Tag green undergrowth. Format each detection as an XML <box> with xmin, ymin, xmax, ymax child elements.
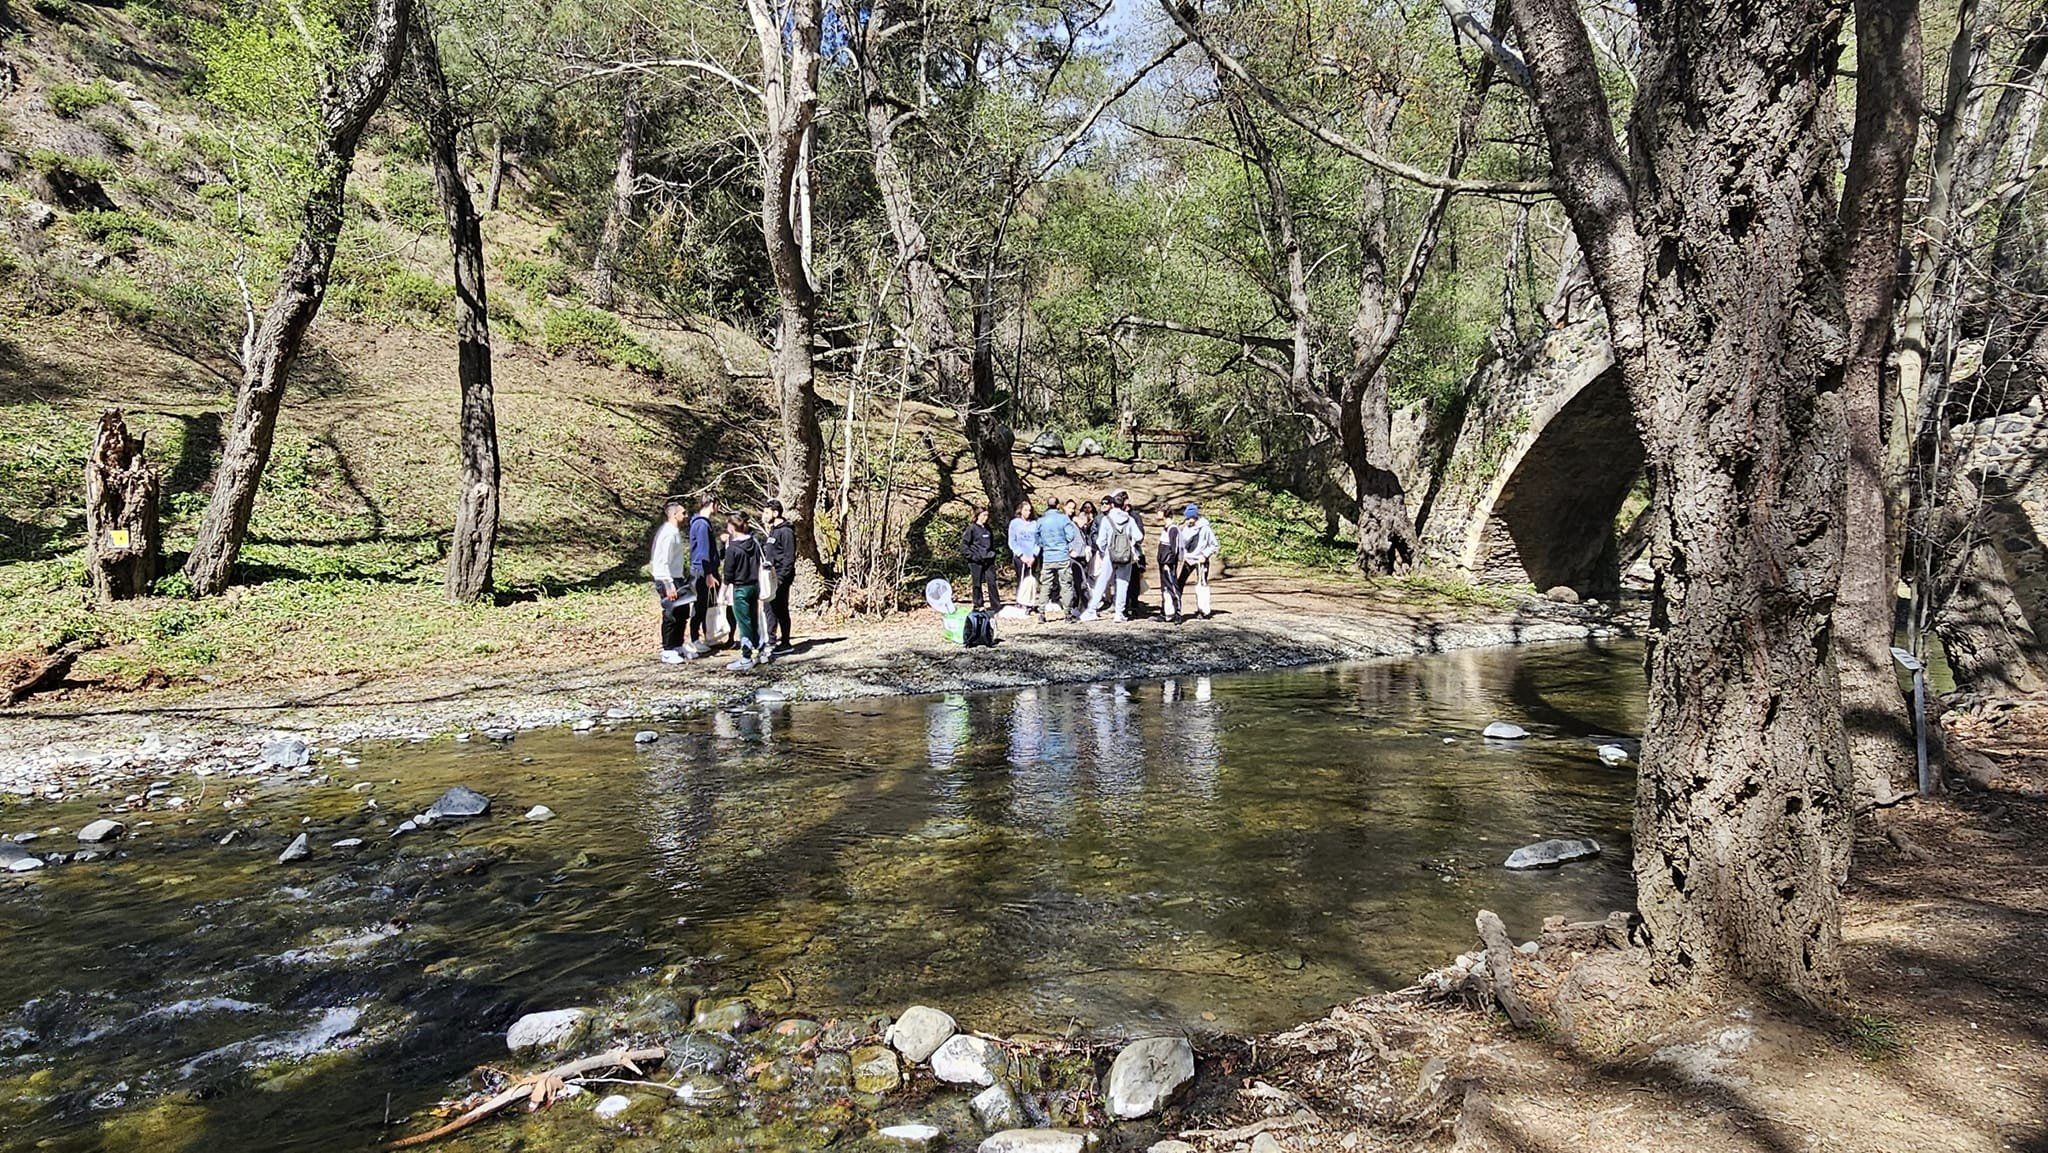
<box><xmin>1218</xmin><ymin>483</ymin><xmax>1353</xmax><ymax>572</ymax></box>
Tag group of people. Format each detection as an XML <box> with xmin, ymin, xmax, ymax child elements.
<box><xmin>963</xmin><ymin>489</ymin><xmax>1219</xmax><ymax>623</ymax></box>
<box><xmin>650</xmin><ymin>493</ymin><xmax>798</xmax><ymax>669</ymax></box>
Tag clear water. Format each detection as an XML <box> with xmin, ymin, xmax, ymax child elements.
<box><xmin>0</xmin><ymin>640</ymin><xmax>1644</xmax><ymax>1151</ymax></box>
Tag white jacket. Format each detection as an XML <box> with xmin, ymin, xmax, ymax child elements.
<box><xmin>1180</xmin><ymin>517</ymin><xmax>1219</xmax><ymax>562</ymax></box>
<box><xmin>650</xmin><ymin>521</ymin><xmax>687</xmax><ymax>582</ymax></box>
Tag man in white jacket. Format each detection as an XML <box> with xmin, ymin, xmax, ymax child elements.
<box><xmin>1177</xmin><ymin>503</ymin><xmax>1220</xmax><ymax>619</ymax></box>
<box><xmin>650</xmin><ymin>498</ymin><xmax>695</xmax><ymax>662</ymax></box>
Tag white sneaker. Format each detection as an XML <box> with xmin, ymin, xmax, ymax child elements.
<box><xmin>681</xmin><ymin>642</ymin><xmax>703</xmax><ymax>659</ymax></box>
<box><xmin>1080</xmin><ymin>610</ymin><xmax>1099</xmax><ymax>622</ymax></box>
<box><xmin>660</xmin><ymin>649</ymin><xmax>686</xmax><ymax>664</ymax></box>
<box><xmin>1113</xmin><ymin>614</ymin><xmax>1129</xmax><ymax>623</ymax></box>
<box><xmin>726</xmin><ymin>655</ymin><xmax>755</xmax><ymax>671</ymax></box>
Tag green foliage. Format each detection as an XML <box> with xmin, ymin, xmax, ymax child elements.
<box><xmin>0</xmin><ymin>403</ymin><xmax>93</xmax><ymax>561</ymax></box>
<box><xmin>379</xmin><ymin>168</ymin><xmax>441</xmax><ymax>234</ymax></box>
<box><xmin>190</xmin><ymin>0</ymin><xmax>339</xmax><ymax>212</ymax></box>
<box><xmin>1220</xmin><ymin>484</ymin><xmax>1352</xmax><ymax>573</ymax></box>
<box><xmin>541</xmin><ymin>307</ymin><xmax>663</xmax><ymax>374</ymax></box>
<box><xmin>504</xmin><ymin>255</ymin><xmax>575</xmax><ymax>305</ymax></box>
<box><xmin>69</xmin><ymin>209</ymin><xmax>172</xmax><ymax>253</ymax></box>
<box><xmin>47</xmin><ymin>78</ymin><xmax>119</xmax><ymax>118</ymax></box>
<box><xmin>29</xmin><ymin>149</ymin><xmax>118</xmax><ymax>183</ymax></box>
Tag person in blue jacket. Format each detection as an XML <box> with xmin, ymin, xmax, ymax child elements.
<box><xmin>1035</xmin><ymin>500</ymin><xmax>1078</xmax><ymax>618</ymax></box>
<box><xmin>684</xmin><ymin>493</ymin><xmax>721</xmax><ymax>657</ymax></box>
<box><xmin>1007</xmin><ymin>500</ymin><xmax>1041</xmax><ymax>610</ymax></box>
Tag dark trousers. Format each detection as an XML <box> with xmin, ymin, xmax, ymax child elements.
<box><xmin>655</xmin><ymin>581</ymin><xmax>687</xmax><ymax>649</ymax></box>
<box><xmin>767</xmin><ymin>580</ymin><xmax>793</xmax><ymax>647</ymax></box>
<box><xmin>687</xmin><ymin>571</ymin><xmax>714</xmax><ymax>644</ymax></box>
<box><xmin>730</xmin><ymin>583</ymin><xmax>760</xmax><ymax>651</ymax></box>
<box><xmin>968</xmin><ymin>560</ymin><xmax>1001</xmax><ymax>611</ymax></box>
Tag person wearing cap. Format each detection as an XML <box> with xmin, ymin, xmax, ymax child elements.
<box><xmin>1177</xmin><ymin>502</ymin><xmax>1220</xmax><ymax>619</ymax></box>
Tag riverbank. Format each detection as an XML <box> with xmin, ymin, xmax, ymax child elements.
<box><xmin>0</xmin><ymin>567</ymin><xmax>1629</xmax><ymax>799</ymax></box>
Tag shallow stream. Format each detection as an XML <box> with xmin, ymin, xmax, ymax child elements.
<box><xmin>0</xmin><ymin>640</ymin><xmax>1644</xmax><ymax>1151</ymax></box>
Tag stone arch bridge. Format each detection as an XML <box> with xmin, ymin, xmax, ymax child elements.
<box><xmin>1399</xmin><ymin>319</ymin><xmax>1644</xmax><ymax>597</ymax></box>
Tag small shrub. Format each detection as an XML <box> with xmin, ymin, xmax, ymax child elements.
<box><xmin>47</xmin><ymin>78</ymin><xmax>119</xmax><ymax>118</ymax></box>
<box><xmin>375</xmin><ymin>267</ymin><xmax>453</xmax><ymax>318</ymax></box>
<box><xmin>504</xmin><ymin>255</ymin><xmax>574</xmax><ymax>305</ymax></box>
<box><xmin>69</xmin><ymin>209</ymin><xmax>171</xmax><ymax>252</ymax></box>
<box><xmin>29</xmin><ymin>150</ymin><xmax>118</xmax><ymax>184</ymax></box>
<box><xmin>380</xmin><ymin>168</ymin><xmax>441</xmax><ymax>234</ymax></box>
<box><xmin>541</xmin><ymin>306</ymin><xmax>663</xmax><ymax>374</ymax></box>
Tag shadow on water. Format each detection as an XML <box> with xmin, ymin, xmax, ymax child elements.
<box><xmin>0</xmin><ymin>640</ymin><xmax>1645</xmax><ymax>1151</ymax></box>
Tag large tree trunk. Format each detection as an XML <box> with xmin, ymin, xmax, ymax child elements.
<box><xmin>854</xmin><ymin>0</ymin><xmax>1024</xmax><ymax>518</ymax></box>
<box><xmin>1933</xmin><ymin>473</ymin><xmax>2048</xmax><ymax>694</ymax></box>
<box><xmin>409</xmin><ymin>3</ymin><xmax>499</xmax><ymax>604</ymax></box>
<box><xmin>85</xmin><ymin>409</ymin><xmax>160</xmax><ymax>600</ymax></box>
<box><xmin>1834</xmin><ymin>0</ymin><xmax>1922</xmax><ymax>805</ymax></box>
<box><xmin>967</xmin><ymin>279</ymin><xmax>1023</xmax><ymax>520</ymax></box>
<box><xmin>750</xmin><ymin>0</ymin><xmax>825</xmax><ymax>563</ymax></box>
<box><xmin>181</xmin><ymin>0</ymin><xmax>413</xmax><ymax>596</ymax></box>
<box><xmin>589</xmin><ymin>84</ymin><xmax>642</xmax><ymax>310</ymax></box>
<box><xmin>1513</xmin><ymin>0</ymin><xmax>1854</xmax><ymax>998</ymax></box>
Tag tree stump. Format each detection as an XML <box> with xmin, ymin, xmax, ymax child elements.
<box><xmin>85</xmin><ymin>409</ymin><xmax>161</xmax><ymax>600</ymax></box>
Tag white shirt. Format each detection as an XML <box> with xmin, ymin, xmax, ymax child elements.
<box><xmin>650</xmin><ymin>521</ymin><xmax>686</xmax><ymax>582</ymax></box>
<box><xmin>1180</xmin><ymin>517</ymin><xmax>1219</xmax><ymax>561</ymax></box>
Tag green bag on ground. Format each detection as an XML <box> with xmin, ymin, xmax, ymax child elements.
<box><xmin>943</xmin><ymin>608</ymin><xmax>970</xmax><ymax>644</ymax></box>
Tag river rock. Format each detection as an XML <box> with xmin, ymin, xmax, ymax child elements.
<box><xmin>483</xmin><ymin>728</ymin><xmax>515</xmax><ymax>742</ymax></box>
<box><xmin>1105</xmin><ymin>1036</ymin><xmax>1195</xmax><ymax>1119</ymax></box>
<box><xmin>886</xmin><ymin>1005</ymin><xmax>958</xmax><ymax>1063</ymax></box>
<box><xmin>851</xmin><ymin>1045</ymin><xmax>901</xmax><ymax>1093</ymax></box>
<box><xmin>978</xmin><ymin>1130</ymin><xmax>1097</xmax><ymax>1153</ymax></box>
<box><xmin>331</xmin><ymin>838</ymin><xmax>363</xmax><ymax>850</ymax></box>
<box><xmin>261</xmin><ymin>738</ymin><xmax>310</xmax><ymax>769</ymax></box>
<box><xmin>751</xmin><ymin>1057</ymin><xmax>797</xmax><ymax>1092</ymax></box>
<box><xmin>634</xmin><ymin>730</ymin><xmax>660</xmax><ymax>744</ymax></box>
<box><xmin>277</xmin><ymin>834</ymin><xmax>310</xmax><ymax>863</ymax></box>
<box><xmin>666</xmin><ymin>1033</ymin><xmax>732</xmax><ymax>1075</ymax></box>
<box><xmin>425</xmin><ymin>786</ymin><xmax>491</xmax><ymax>820</ymax></box>
<box><xmin>524</xmin><ymin>805</ymin><xmax>555</xmax><ymax>821</ymax></box>
<box><xmin>823</xmin><ymin>1013</ymin><xmax>891</xmax><ymax>1049</ymax></box>
<box><xmin>1482</xmin><ymin>722</ymin><xmax>1530</xmax><ymax>740</ymax></box>
<box><xmin>880</xmin><ymin>1123</ymin><xmax>945</xmax><ymax>1150</ymax></box>
<box><xmin>932</xmin><ymin>1034</ymin><xmax>1002</xmax><ymax>1086</ymax></box>
<box><xmin>0</xmin><ymin>843</ymin><xmax>35</xmax><ymax>866</ymax></box>
<box><xmin>811</xmin><ymin>1050</ymin><xmax>852</xmax><ymax>1092</ymax></box>
<box><xmin>691</xmin><ymin>997</ymin><xmax>752</xmax><ymax>1034</ymax></box>
<box><xmin>1149</xmin><ymin>1144</ymin><xmax>1196</xmax><ymax>1153</ymax></box>
<box><xmin>593</xmin><ymin>1094</ymin><xmax>633</xmax><ymax>1121</ymax></box>
<box><xmin>7</xmin><ymin>852</ymin><xmax>45</xmax><ymax>873</ymax></box>
<box><xmin>1597</xmin><ymin>744</ymin><xmax>1631</xmax><ymax>766</ymax></box>
<box><xmin>507</xmin><ymin>1008</ymin><xmax>590</xmax><ymax>1053</ymax></box>
<box><xmin>1504</xmin><ymin>838</ymin><xmax>1602</xmax><ymax>870</ymax></box>
<box><xmin>764</xmin><ymin>1018</ymin><xmax>822</xmax><ymax>1052</ymax></box>
<box><xmin>674</xmin><ymin>1073</ymin><xmax>735</xmax><ymax>1108</ymax></box>
<box><xmin>972</xmin><ymin>1084</ymin><xmax>1023</xmax><ymax>1130</ymax></box>
<box><xmin>76</xmin><ymin>819</ymin><xmax>125</xmax><ymax>844</ymax></box>
<box><xmin>1544</xmin><ymin>585</ymin><xmax>1581</xmax><ymax>604</ymax></box>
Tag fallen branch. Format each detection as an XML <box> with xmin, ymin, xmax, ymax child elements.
<box><xmin>384</xmin><ymin>1046</ymin><xmax>664</xmax><ymax>1150</ymax></box>
<box><xmin>3</xmin><ymin>643</ymin><xmax>87</xmax><ymax>706</ymax></box>
<box><xmin>1475</xmin><ymin>910</ymin><xmax>1538</xmax><ymax>1029</ymax></box>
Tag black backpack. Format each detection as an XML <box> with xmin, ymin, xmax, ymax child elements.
<box><xmin>963</xmin><ymin>610</ymin><xmax>996</xmax><ymax>647</ymax></box>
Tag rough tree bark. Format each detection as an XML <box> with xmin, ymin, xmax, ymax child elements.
<box><xmin>852</xmin><ymin>0</ymin><xmax>1024</xmax><ymax>520</ymax></box>
<box><xmin>1834</xmin><ymin>0</ymin><xmax>1922</xmax><ymax>805</ymax></box>
<box><xmin>589</xmin><ymin>83</ymin><xmax>642</xmax><ymax>309</ymax></box>
<box><xmin>748</xmin><ymin>0</ymin><xmax>826</xmax><ymax>563</ymax></box>
<box><xmin>407</xmin><ymin>2</ymin><xmax>500</xmax><ymax>604</ymax></box>
<box><xmin>1932</xmin><ymin>473</ymin><xmax>2048</xmax><ymax>695</ymax></box>
<box><xmin>1512</xmin><ymin>0</ymin><xmax>1855</xmax><ymax>997</ymax></box>
<box><xmin>85</xmin><ymin>409</ymin><xmax>161</xmax><ymax>600</ymax></box>
<box><xmin>181</xmin><ymin>0</ymin><xmax>414</xmax><ymax>596</ymax></box>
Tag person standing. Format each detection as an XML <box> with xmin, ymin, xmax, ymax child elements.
<box><xmin>1070</xmin><ymin>504</ymin><xmax>1096</xmax><ymax>610</ymax></box>
<box><xmin>1157</xmin><ymin>515</ymin><xmax>1186</xmax><ymax>623</ymax></box>
<box><xmin>685</xmin><ymin>494</ymin><xmax>721</xmax><ymax>657</ymax></box>
<box><xmin>1178</xmin><ymin>503</ymin><xmax>1220</xmax><ymax>620</ymax></box>
<box><xmin>1007</xmin><ymin>500</ymin><xmax>1041</xmax><ymax>611</ymax></box>
<box><xmin>650</xmin><ymin>498</ymin><xmax>693</xmax><ymax>662</ymax></box>
<box><xmin>962</xmin><ymin>506</ymin><xmax>1000</xmax><ymax>611</ymax></box>
<box><xmin>1117</xmin><ymin>490</ymin><xmax>1147</xmax><ymax>613</ymax></box>
<box><xmin>1036</xmin><ymin>499</ymin><xmax>1078</xmax><ymax>618</ymax></box>
<box><xmin>762</xmin><ymin>500</ymin><xmax>798</xmax><ymax>657</ymax></box>
<box><xmin>720</xmin><ymin>513</ymin><xmax>764</xmax><ymax>669</ymax></box>
<box><xmin>1082</xmin><ymin>496</ymin><xmax>1140</xmax><ymax>621</ymax></box>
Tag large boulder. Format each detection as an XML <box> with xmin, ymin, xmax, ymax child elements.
<box><xmin>885</xmin><ymin>1005</ymin><xmax>958</xmax><ymax>1063</ymax></box>
<box><xmin>931</xmin><ymin>1034</ymin><xmax>1003</xmax><ymax>1086</ymax></box>
<box><xmin>426</xmin><ymin>786</ymin><xmax>491</xmax><ymax>820</ymax></box>
<box><xmin>1504</xmin><ymin>838</ymin><xmax>1602</xmax><ymax>870</ymax></box>
<box><xmin>507</xmin><ymin>1008</ymin><xmax>590</xmax><ymax>1053</ymax></box>
<box><xmin>1104</xmin><ymin>1036</ymin><xmax>1195</xmax><ymax>1119</ymax></box>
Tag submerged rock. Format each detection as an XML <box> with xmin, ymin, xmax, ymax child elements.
<box><xmin>1504</xmin><ymin>838</ymin><xmax>1602</xmax><ymax>870</ymax></box>
<box><xmin>931</xmin><ymin>1034</ymin><xmax>1002</xmax><ymax>1086</ymax></box>
<box><xmin>1482</xmin><ymin>722</ymin><xmax>1530</xmax><ymax>740</ymax></box>
<box><xmin>879</xmin><ymin>1123</ymin><xmax>945</xmax><ymax>1150</ymax></box>
<box><xmin>634</xmin><ymin>730</ymin><xmax>661</xmax><ymax>744</ymax></box>
<box><xmin>978</xmin><ymin>1130</ymin><xmax>1097</xmax><ymax>1153</ymax></box>
<box><xmin>1105</xmin><ymin>1036</ymin><xmax>1195</xmax><ymax>1119</ymax></box>
<box><xmin>76</xmin><ymin>819</ymin><xmax>126</xmax><ymax>844</ymax></box>
<box><xmin>765</xmin><ymin>1018</ymin><xmax>823</xmax><ymax>1052</ymax></box>
<box><xmin>277</xmin><ymin>834</ymin><xmax>310</xmax><ymax>864</ymax></box>
<box><xmin>524</xmin><ymin>805</ymin><xmax>556</xmax><ymax>821</ymax></box>
<box><xmin>972</xmin><ymin>1084</ymin><xmax>1023</xmax><ymax>1130</ymax></box>
<box><xmin>886</xmin><ymin>1005</ymin><xmax>958</xmax><ymax>1063</ymax></box>
<box><xmin>507</xmin><ymin>1008</ymin><xmax>590</xmax><ymax>1053</ymax></box>
<box><xmin>851</xmin><ymin>1045</ymin><xmax>901</xmax><ymax>1094</ymax></box>
<box><xmin>690</xmin><ymin>997</ymin><xmax>752</xmax><ymax>1035</ymax></box>
<box><xmin>810</xmin><ymin>1050</ymin><xmax>852</xmax><ymax>1093</ymax></box>
<box><xmin>666</xmin><ymin>1033</ymin><xmax>733</xmax><ymax>1075</ymax></box>
<box><xmin>1597</xmin><ymin>744</ymin><xmax>1631</xmax><ymax>766</ymax></box>
<box><xmin>425</xmin><ymin>786</ymin><xmax>491</xmax><ymax>820</ymax></box>
<box><xmin>674</xmin><ymin>1073</ymin><xmax>735</xmax><ymax>1108</ymax></box>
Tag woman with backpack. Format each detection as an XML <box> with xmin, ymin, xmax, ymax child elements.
<box><xmin>719</xmin><ymin>513</ymin><xmax>765</xmax><ymax>670</ymax></box>
<box><xmin>1081</xmin><ymin>495</ymin><xmax>1140</xmax><ymax>622</ymax></box>
<box><xmin>961</xmin><ymin>506</ymin><xmax>1000</xmax><ymax>612</ymax></box>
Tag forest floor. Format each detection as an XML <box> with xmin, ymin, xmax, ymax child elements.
<box><xmin>1170</xmin><ymin>700</ymin><xmax>2048</xmax><ymax>1153</ymax></box>
<box><xmin>0</xmin><ymin>563</ymin><xmax>1617</xmax><ymax>798</ymax></box>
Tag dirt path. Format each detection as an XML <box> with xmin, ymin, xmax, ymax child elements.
<box><xmin>1171</xmin><ymin>702</ymin><xmax>2048</xmax><ymax>1153</ymax></box>
<box><xmin>0</xmin><ymin>568</ymin><xmax>1624</xmax><ymax>799</ymax></box>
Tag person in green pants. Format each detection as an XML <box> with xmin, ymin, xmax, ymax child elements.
<box><xmin>720</xmin><ymin>512</ymin><xmax>765</xmax><ymax>670</ymax></box>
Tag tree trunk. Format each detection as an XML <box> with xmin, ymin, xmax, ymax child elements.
<box><xmin>408</xmin><ymin>3</ymin><xmax>499</xmax><ymax>604</ymax></box>
<box><xmin>181</xmin><ymin>0</ymin><xmax>413</xmax><ymax>596</ymax></box>
<box><xmin>854</xmin><ymin>0</ymin><xmax>1023</xmax><ymax>518</ymax></box>
<box><xmin>484</xmin><ymin>126</ymin><xmax>507</xmax><ymax>212</ymax></box>
<box><xmin>85</xmin><ymin>408</ymin><xmax>160</xmax><ymax>600</ymax></box>
<box><xmin>1513</xmin><ymin>0</ymin><xmax>1854</xmax><ymax>998</ymax></box>
<box><xmin>589</xmin><ymin>84</ymin><xmax>642</xmax><ymax>310</ymax></box>
<box><xmin>1933</xmin><ymin>473</ymin><xmax>2048</xmax><ymax>694</ymax></box>
<box><xmin>750</xmin><ymin>0</ymin><xmax>825</xmax><ymax>563</ymax></box>
<box><xmin>1834</xmin><ymin>0</ymin><xmax>1922</xmax><ymax>806</ymax></box>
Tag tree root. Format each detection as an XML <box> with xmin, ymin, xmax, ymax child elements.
<box><xmin>1475</xmin><ymin>910</ymin><xmax>1537</xmax><ymax>1029</ymax></box>
<box><xmin>383</xmin><ymin>1046</ymin><xmax>664</xmax><ymax>1149</ymax></box>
